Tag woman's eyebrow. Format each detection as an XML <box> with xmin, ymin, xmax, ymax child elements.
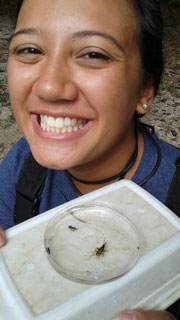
<box><xmin>72</xmin><ymin>30</ymin><xmax>125</xmax><ymax>52</ymax></box>
<box><xmin>8</xmin><ymin>28</ymin><xmax>125</xmax><ymax>53</ymax></box>
<box><xmin>9</xmin><ymin>28</ymin><xmax>41</xmax><ymax>44</ymax></box>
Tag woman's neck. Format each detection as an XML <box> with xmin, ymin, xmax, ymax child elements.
<box><xmin>68</xmin><ymin>128</ymin><xmax>144</xmax><ymax>195</ymax></box>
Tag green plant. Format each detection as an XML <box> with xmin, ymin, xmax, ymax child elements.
<box><xmin>168</xmin><ymin>0</ymin><xmax>180</xmax><ymax>4</ymax></box>
<box><xmin>0</xmin><ymin>119</ymin><xmax>14</xmax><ymax>130</ymax></box>
<box><xmin>0</xmin><ymin>80</ymin><xmax>5</xmax><ymax>88</ymax></box>
<box><xmin>159</xmin><ymin>81</ymin><xmax>171</xmax><ymax>90</ymax></box>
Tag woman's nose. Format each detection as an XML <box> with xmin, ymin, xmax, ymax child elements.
<box><xmin>32</xmin><ymin>60</ymin><xmax>78</xmax><ymax>102</ymax></box>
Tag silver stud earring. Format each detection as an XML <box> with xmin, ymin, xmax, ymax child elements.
<box><xmin>142</xmin><ymin>104</ymin><xmax>148</xmax><ymax>110</ymax></box>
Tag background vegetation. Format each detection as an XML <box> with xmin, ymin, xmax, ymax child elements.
<box><xmin>167</xmin><ymin>0</ymin><xmax>180</xmax><ymax>4</ymax></box>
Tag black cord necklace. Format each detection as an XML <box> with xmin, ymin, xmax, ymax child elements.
<box><xmin>137</xmin><ymin>122</ymin><xmax>161</xmax><ymax>186</ymax></box>
<box><xmin>67</xmin><ymin>128</ymin><xmax>138</xmax><ymax>185</ymax></box>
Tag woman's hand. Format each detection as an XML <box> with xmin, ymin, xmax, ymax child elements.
<box><xmin>0</xmin><ymin>226</ymin><xmax>5</xmax><ymax>247</ymax></box>
<box><xmin>112</xmin><ymin>310</ymin><xmax>177</xmax><ymax>320</ymax></box>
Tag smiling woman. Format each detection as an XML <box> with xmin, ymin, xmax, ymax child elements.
<box><xmin>8</xmin><ymin>0</ymin><xmax>141</xmax><ymax>175</ymax></box>
<box><xmin>0</xmin><ymin>0</ymin><xmax>179</xmax><ymax>319</ymax></box>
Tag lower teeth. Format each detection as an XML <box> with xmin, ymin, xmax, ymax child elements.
<box><xmin>41</xmin><ymin>124</ymin><xmax>85</xmax><ymax>133</ymax></box>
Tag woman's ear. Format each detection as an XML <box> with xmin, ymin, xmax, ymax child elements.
<box><xmin>136</xmin><ymin>82</ymin><xmax>154</xmax><ymax>115</ymax></box>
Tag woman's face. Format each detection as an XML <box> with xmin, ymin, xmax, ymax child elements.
<box><xmin>8</xmin><ymin>0</ymin><xmax>144</xmax><ymax>170</ymax></box>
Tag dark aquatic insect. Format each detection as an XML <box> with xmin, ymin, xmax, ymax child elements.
<box><xmin>68</xmin><ymin>225</ymin><xmax>78</xmax><ymax>231</ymax></box>
<box><xmin>46</xmin><ymin>247</ymin><xmax>51</xmax><ymax>254</ymax></box>
<box><xmin>95</xmin><ymin>241</ymin><xmax>107</xmax><ymax>257</ymax></box>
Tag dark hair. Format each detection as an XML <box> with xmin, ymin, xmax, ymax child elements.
<box><xmin>15</xmin><ymin>0</ymin><xmax>24</xmax><ymax>20</ymax></box>
<box><xmin>15</xmin><ymin>0</ymin><xmax>163</xmax><ymax>96</ymax></box>
<box><xmin>131</xmin><ymin>0</ymin><xmax>164</xmax><ymax>95</ymax></box>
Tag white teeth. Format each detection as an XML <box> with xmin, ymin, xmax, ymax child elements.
<box><xmin>64</xmin><ymin>117</ymin><xmax>71</xmax><ymax>127</ymax></box>
<box><xmin>67</xmin><ymin>126</ymin><xmax>73</xmax><ymax>133</ymax></box>
<box><xmin>41</xmin><ymin>122</ymin><xmax>46</xmax><ymax>130</ymax></box>
<box><xmin>55</xmin><ymin>117</ymin><xmax>64</xmax><ymax>128</ymax></box>
<box><xmin>71</xmin><ymin>118</ymin><xmax>77</xmax><ymax>126</ymax></box>
<box><xmin>73</xmin><ymin>126</ymin><xmax>78</xmax><ymax>132</ymax></box>
<box><xmin>47</xmin><ymin>116</ymin><xmax>55</xmax><ymax>127</ymax></box>
<box><xmin>40</xmin><ymin>115</ymin><xmax>87</xmax><ymax>134</ymax></box>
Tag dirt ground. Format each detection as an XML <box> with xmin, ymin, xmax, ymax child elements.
<box><xmin>0</xmin><ymin>13</ymin><xmax>180</xmax><ymax>163</ymax></box>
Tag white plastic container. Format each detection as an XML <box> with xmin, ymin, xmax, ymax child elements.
<box><xmin>1</xmin><ymin>180</ymin><xmax>180</xmax><ymax>320</ymax></box>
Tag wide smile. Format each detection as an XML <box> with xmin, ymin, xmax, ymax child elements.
<box><xmin>40</xmin><ymin>115</ymin><xmax>88</xmax><ymax>134</ymax></box>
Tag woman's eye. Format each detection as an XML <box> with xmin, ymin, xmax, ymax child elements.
<box><xmin>76</xmin><ymin>50</ymin><xmax>111</xmax><ymax>68</ymax></box>
<box><xmin>83</xmin><ymin>52</ymin><xmax>109</xmax><ymax>60</ymax></box>
<box><xmin>11</xmin><ymin>46</ymin><xmax>44</xmax><ymax>63</ymax></box>
<box><xmin>16</xmin><ymin>47</ymin><xmax>42</xmax><ymax>55</ymax></box>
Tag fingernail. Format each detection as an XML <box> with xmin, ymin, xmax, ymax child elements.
<box><xmin>112</xmin><ymin>312</ymin><xmax>135</xmax><ymax>320</ymax></box>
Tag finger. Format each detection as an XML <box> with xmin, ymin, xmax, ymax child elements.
<box><xmin>112</xmin><ymin>309</ymin><xmax>177</xmax><ymax>320</ymax></box>
<box><xmin>0</xmin><ymin>226</ymin><xmax>6</xmax><ymax>247</ymax></box>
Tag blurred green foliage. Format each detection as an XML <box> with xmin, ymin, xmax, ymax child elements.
<box><xmin>168</xmin><ymin>0</ymin><xmax>180</xmax><ymax>4</ymax></box>
<box><xmin>0</xmin><ymin>0</ymin><xmax>18</xmax><ymax>17</ymax></box>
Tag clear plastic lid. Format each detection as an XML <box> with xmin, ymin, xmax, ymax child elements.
<box><xmin>44</xmin><ymin>203</ymin><xmax>142</xmax><ymax>283</ymax></box>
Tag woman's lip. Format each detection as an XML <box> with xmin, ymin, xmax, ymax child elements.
<box><xmin>31</xmin><ymin>114</ymin><xmax>93</xmax><ymax>141</ymax></box>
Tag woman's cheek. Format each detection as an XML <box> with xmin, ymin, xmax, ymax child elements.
<box><xmin>8</xmin><ymin>61</ymin><xmax>23</xmax><ymax>104</ymax></box>
<box><xmin>8</xmin><ymin>59</ymin><xmax>34</xmax><ymax>97</ymax></box>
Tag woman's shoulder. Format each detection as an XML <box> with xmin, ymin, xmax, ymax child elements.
<box><xmin>0</xmin><ymin>137</ymin><xmax>30</xmax><ymax>182</ymax></box>
<box><xmin>151</xmin><ymin>133</ymin><xmax>180</xmax><ymax>164</ymax></box>
<box><xmin>0</xmin><ymin>138</ymin><xmax>31</xmax><ymax>230</ymax></box>
<box><xmin>142</xmin><ymin>124</ymin><xmax>180</xmax><ymax>164</ymax></box>
<box><xmin>144</xmin><ymin>129</ymin><xmax>180</xmax><ymax>183</ymax></box>
<box><xmin>7</xmin><ymin>137</ymin><xmax>30</xmax><ymax>155</ymax></box>
<box><xmin>135</xmin><ymin>126</ymin><xmax>180</xmax><ymax>204</ymax></box>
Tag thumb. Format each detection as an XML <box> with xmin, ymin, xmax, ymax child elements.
<box><xmin>0</xmin><ymin>226</ymin><xmax>5</xmax><ymax>247</ymax></box>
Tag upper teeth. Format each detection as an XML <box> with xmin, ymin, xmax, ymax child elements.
<box><xmin>40</xmin><ymin>115</ymin><xmax>87</xmax><ymax>133</ymax></box>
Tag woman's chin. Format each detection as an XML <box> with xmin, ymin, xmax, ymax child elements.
<box><xmin>29</xmin><ymin>146</ymin><xmax>80</xmax><ymax>170</ymax></box>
